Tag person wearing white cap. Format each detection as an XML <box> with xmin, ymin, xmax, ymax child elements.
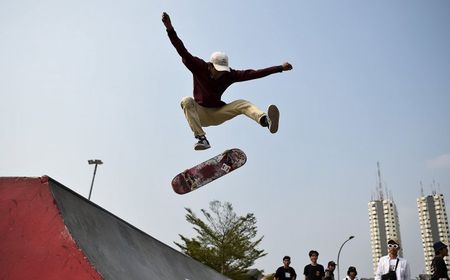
<box><xmin>162</xmin><ymin>12</ymin><xmax>293</xmax><ymax>150</ymax></box>
<box><xmin>375</xmin><ymin>238</ymin><xmax>410</xmax><ymax>280</ymax></box>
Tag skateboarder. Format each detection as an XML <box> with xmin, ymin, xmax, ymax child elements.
<box><xmin>162</xmin><ymin>12</ymin><xmax>293</xmax><ymax>150</ymax></box>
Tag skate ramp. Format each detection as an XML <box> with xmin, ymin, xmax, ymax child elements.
<box><xmin>0</xmin><ymin>176</ymin><xmax>230</xmax><ymax>280</ymax></box>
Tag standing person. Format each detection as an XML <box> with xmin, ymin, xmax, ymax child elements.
<box><xmin>275</xmin><ymin>256</ymin><xmax>297</xmax><ymax>280</ymax></box>
<box><xmin>375</xmin><ymin>239</ymin><xmax>411</xmax><ymax>280</ymax></box>
<box><xmin>162</xmin><ymin>12</ymin><xmax>293</xmax><ymax>150</ymax></box>
<box><xmin>431</xmin><ymin>241</ymin><xmax>449</xmax><ymax>280</ymax></box>
<box><xmin>324</xmin><ymin>261</ymin><xmax>336</xmax><ymax>280</ymax></box>
<box><xmin>343</xmin><ymin>266</ymin><xmax>358</xmax><ymax>280</ymax></box>
<box><xmin>304</xmin><ymin>250</ymin><xmax>325</xmax><ymax>280</ymax></box>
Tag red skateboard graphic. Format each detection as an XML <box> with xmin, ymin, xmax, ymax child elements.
<box><xmin>171</xmin><ymin>148</ymin><xmax>247</xmax><ymax>194</ymax></box>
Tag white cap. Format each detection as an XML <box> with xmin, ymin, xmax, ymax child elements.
<box><xmin>210</xmin><ymin>51</ymin><xmax>230</xmax><ymax>72</ymax></box>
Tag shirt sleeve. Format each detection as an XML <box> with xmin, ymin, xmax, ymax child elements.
<box><xmin>166</xmin><ymin>28</ymin><xmax>205</xmax><ymax>72</ymax></box>
<box><xmin>232</xmin><ymin>66</ymin><xmax>284</xmax><ymax>82</ymax></box>
<box><xmin>374</xmin><ymin>257</ymin><xmax>383</xmax><ymax>280</ymax></box>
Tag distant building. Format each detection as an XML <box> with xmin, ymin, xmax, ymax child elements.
<box><xmin>417</xmin><ymin>191</ymin><xmax>450</xmax><ymax>274</ymax></box>
<box><xmin>368</xmin><ymin>163</ymin><xmax>403</xmax><ymax>275</ymax></box>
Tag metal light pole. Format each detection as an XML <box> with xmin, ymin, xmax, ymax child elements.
<box><xmin>88</xmin><ymin>159</ymin><xmax>103</xmax><ymax>200</ymax></box>
<box><xmin>337</xmin><ymin>235</ymin><xmax>355</xmax><ymax>280</ymax></box>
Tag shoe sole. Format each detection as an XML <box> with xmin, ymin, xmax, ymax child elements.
<box><xmin>268</xmin><ymin>105</ymin><xmax>279</xmax><ymax>133</ymax></box>
<box><xmin>194</xmin><ymin>145</ymin><xmax>211</xmax><ymax>151</ymax></box>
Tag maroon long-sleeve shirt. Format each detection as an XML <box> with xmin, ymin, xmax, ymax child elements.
<box><xmin>167</xmin><ymin>28</ymin><xmax>284</xmax><ymax>108</ymax></box>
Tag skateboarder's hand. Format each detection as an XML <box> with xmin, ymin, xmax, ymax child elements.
<box><xmin>282</xmin><ymin>62</ymin><xmax>293</xmax><ymax>71</ymax></box>
<box><xmin>162</xmin><ymin>12</ymin><xmax>173</xmax><ymax>30</ymax></box>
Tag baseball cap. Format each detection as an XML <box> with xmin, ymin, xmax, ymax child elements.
<box><xmin>388</xmin><ymin>238</ymin><xmax>399</xmax><ymax>245</ymax></box>
<box><xmin>210</xmin><ymin>51</ymin><xmax>230</xmax><ymax>72</ymax></box>
<box><xmin>328</xmin><ymin>261</ymin><xmax>336</xmax><ymax>267</ymax></box>
<box><xmin>433</xmin><ymin>241</ymin><xmax>448</xmax><ymax>254</ymax></box>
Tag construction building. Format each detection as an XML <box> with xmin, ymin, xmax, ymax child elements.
<box><xmin>368</xmin><ymin>162</ymin><xmax>403</xmax><ymax>275</ymax></box>
<box><xmin>417</xmin><ymin>191</ymin><xmax>450</xmax><ymax>274</ymax></box>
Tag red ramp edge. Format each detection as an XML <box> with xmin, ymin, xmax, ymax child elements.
<box><xmin>0</xmin><ymin>176</ymin><xmax>103</xmax><ymax>280</ymax></box>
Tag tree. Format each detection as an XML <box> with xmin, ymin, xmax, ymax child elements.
<box><xmin>175</xmin><ymin>200</ymin><xmax>267</xmax><ymax>280</ymax></box>
<box><xmin>262</xmin><ymin>273</ymin><xmax>275</xmax><ymax>280</ymax></box>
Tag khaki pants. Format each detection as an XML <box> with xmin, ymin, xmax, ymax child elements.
<box><xmin>180</xmin><ymin>96</ymin><xmax>265</xmax><ymax>137</ymax></box>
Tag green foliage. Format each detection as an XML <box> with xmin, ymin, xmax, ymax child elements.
<box><xmin>262</xmin><ymin>273</ymin><xmax>275</xmax><ymax>280</ymax></box>
<box><xmin>175</xmin><ymin>200</ymin><xmax>266</xmax><ymax>280</ymax></box>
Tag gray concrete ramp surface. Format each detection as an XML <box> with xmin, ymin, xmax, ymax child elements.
<box><xmin>48</xmin><ymin>177</ymin><xmax>231</xmax><ymax>280</ymax></box>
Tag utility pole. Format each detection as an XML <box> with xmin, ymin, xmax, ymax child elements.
<box><xmin>337</xmin><ymin>235</ymin><xmax>355</xmax><ymax>280</ymax></box>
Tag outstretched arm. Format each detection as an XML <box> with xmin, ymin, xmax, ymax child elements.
<box><xmin>162</xmin><ymin>12</ymin><xmax>203</xmax><ymax>70</ymax></box>
<box><xmin>233</xmin><ymin>62</ymin><xmax>293</xmax><ymax>82</ymax></box>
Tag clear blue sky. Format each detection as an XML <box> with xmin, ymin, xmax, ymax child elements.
<box><xmin>1</xmin><ymin>0</ymin><xmax>449</xmax><ymax>278</ymax></box>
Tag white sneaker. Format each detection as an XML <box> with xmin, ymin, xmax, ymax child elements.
<box><xmin>267</xmin><ymin>105</ymin><xmax>279</xmax><ymax>134</ymax></box>
<box><xmin>194</xmin><ymin>136</ymin><xmax>211</xmax><ymax>151</ymax></box>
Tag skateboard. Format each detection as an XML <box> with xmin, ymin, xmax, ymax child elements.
<box><xmin>171</xmin><ymin>148</ymin><xmax>247</xmax><ymax>194</ymax></box>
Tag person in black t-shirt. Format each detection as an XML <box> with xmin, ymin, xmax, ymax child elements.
<box><xmin>431</xmin><ymin>241</ymin><xmax>449</xmax><ymax>280</ymax></box>
<box><xmin>304</xmin><ymin>250</ymin><xmax>325</xmax><ymax>280</ymax></box>
<box><xmin>275</xmin><ymin>256</ymin><xmax>297</xmax><ymax>280</ymax></box>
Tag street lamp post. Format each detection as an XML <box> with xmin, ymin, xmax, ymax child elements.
<box><xmin>337</xmin><ymin>235</ymin><xmax>355</xmax><ymax>280</ymax></box>
<box><xmin>88</xmin><ymin>159</ymin><xmax>103</xmax><ymax>200</ymax></box>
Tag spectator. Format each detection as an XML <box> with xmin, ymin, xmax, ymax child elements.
<box><xmin>431</xmin><ymin>241</ymin><xmax>449</xmax><ymax>280</ymax></box>
<box><xmin>343</xmin><ymin>266</ymin><xmax>358</xmax><ymax>280</ymax></box>
<box><xmin>275</xmin><ymin>256</ymin><xmax>297</xmax><ymax>280</ymax></box>
<box><xmin>324</xmin><ymin>261</ymin><xmax>336</xmax><ymax>280</ymax></box>
<box><xmin>375</xmin><ymin>238</ymin><xmax>411</xmax><ymax>280</ymax></box>
<box><xmin>304</xmin><ymin>250</ymin><xmax>325</xmax><ymax>280</ymax></box>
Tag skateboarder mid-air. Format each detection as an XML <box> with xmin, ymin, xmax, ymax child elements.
<box><xmin>162</xmin><ymin>12</ymin><xmax>293</xmax><ymax>150</ymax></box>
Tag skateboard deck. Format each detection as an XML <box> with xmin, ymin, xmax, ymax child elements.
<box><xmin>171</xmin><ymin>148</ymin><xmax>247</xmax><ymax>195</ymax></box>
